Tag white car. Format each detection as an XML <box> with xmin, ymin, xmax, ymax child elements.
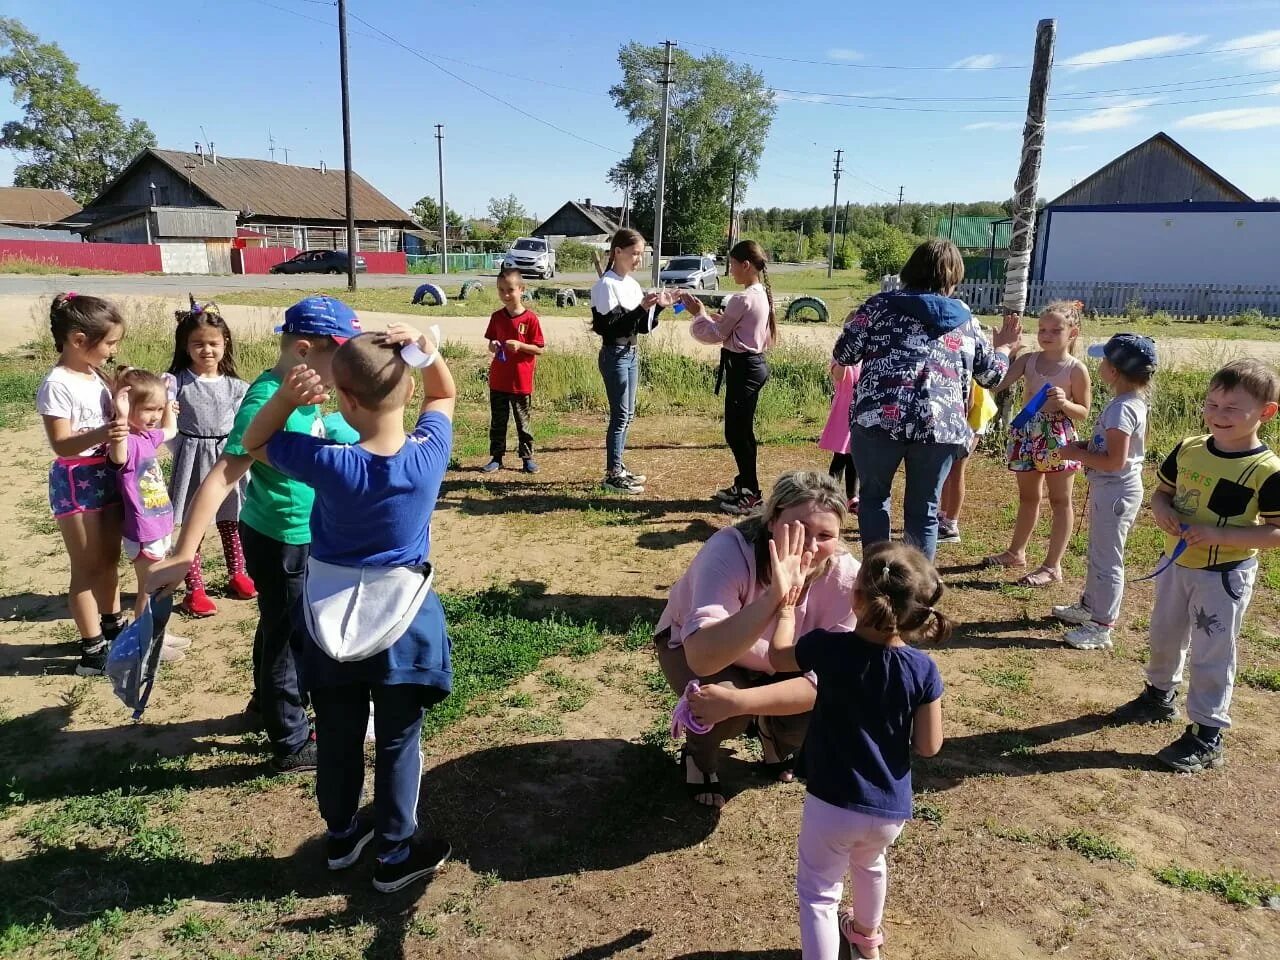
<box><xmin>503</xmin><ymin>237</ymin><xmax>556</xmax><ymax>279</ymax></box>
<box><xmin>659</xmin><ymin>255</ymin><xmax>719</xmax><ymax>289</ymax></box>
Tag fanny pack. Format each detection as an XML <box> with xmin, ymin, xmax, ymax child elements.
<box><xmin>302</xmin><ymin>557</ymin><xmax>434</xmax><ymax>662</ymax></box>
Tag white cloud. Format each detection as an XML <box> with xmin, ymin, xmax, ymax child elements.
<box><xmin>1060</xmin><ymin>34</ymin><xmax>1206</xmax><ymax>71</ymax></box>
<box><xmin>951</xmin><ymin>54</ymin><xmax>1001</xmax><ymax>69</ymax></box>
<box><xmin>964</xmin><ymin>120</ymin><xmax>1020</xmax><ymax>131</ymax></box>
<box><xmin>826</xmin><ymin>48</ymin><xmax>863</xmax><ymax>61</ymax></box>
<box><xmin>1176</xmin><ymin>106</ymin><xmax>1280</xmax><ymax>129</ymax></box>
<box><xmin>1213</xmin><ymin>29</ymin><xmax>1280</xmax><ymax>68</ymax></box>
<box><xmin>1054</xmin><ymin>97</ymin><xmax>1160</xmax><ymax>132</ymax></box>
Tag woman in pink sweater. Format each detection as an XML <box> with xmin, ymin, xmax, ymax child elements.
<box><xmin>654</xmin><ymin>470</ymin><xmax>860</xmax><ymax>808</ymax></box>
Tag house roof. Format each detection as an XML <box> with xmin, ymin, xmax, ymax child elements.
<box><xmin>87</xmin><ymin>149</ymin><xmax>416</xmax><ymax>226</ymax></box>
<box><xmin>933</xmin><ymin>216</ymin><xmax>1012</xmax><ymax>250</ymax></box>
<box><xmin>1048</xmin><ymin>132</ymin><xmax>1252</xmax><ymax>206</ymax></box>
<box><xmin>533</xmin><ymin>200</ymin><xmax>624</xmax><ymax>238</ymax></box>
<box><xmin>0</xmin><ymin>187</ymin><xmax>80</xmax><ymax>225</ymax></box>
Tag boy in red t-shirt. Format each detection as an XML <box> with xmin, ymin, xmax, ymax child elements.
<box><xmin>483</xmin><ymin>267</ymin><xmax>546</xmax><ymax>473</ymax></box>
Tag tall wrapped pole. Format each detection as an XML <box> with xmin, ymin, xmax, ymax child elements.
<box><xmin>1002</xmin><ymin>19</ymin><xmax>1056</xmax><ymax>316</ymax></box>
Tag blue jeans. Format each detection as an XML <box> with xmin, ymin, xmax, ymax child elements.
<box><xmin>849</xmin><ymin>426</ymin><xmax>965</xmax><ymax>561</ymax></box>
<box><xmin>599</xmin><ymin>343</ymin><xmax>639</xmax><ymax>476</ymax></box>
<box><xmin>312</xmin><ymin>683</ymin><xmax>427</xmax><ymax>862</ymax></box>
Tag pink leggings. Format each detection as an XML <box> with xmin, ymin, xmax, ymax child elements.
<box><xmin>797</xmin><ymin>793</ymin><xmax>905</xmax><ymax>959</ymax></box>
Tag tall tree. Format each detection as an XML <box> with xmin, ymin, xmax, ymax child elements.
<box><xmin>0</xmin><ymin>17</ymin><xmax>156</xmax><ymax>204</ymax></box>
<box><xmin>608</xmin><ymin>43</ymin><xmax>774</xmax><ymax>256</ymax></box>
<box><xmin>486</xmin><ymin>194</ymin><xmax>530</xmax><ymax>238</ymax></box>
<box><xmin>410</xmin><ymin>194</ymin><xmax>462</xmax><ymax>233</ymax></box>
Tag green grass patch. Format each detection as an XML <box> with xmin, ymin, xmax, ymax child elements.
<box><xmin>0</xmin><ymin>256</ymin><xmax>122</xmax><ymax>276</ymax></box>
<box><xmin>1153</xmin><ymin>865</ymin><xmax>1280</xmax><ymax>906</ymax></box>
<box><xmin>985</xmin><ymin>821</ymin><xmax>1135</xmax><ymax>864</ymax></box>
<box><xmin>1238</xmin><ymin>667</ymin><xmax>1280</xmax><ymax>692</ymax></box>
<box><xmin>971</xmin><ymin>665</ymin><xmax>1032</xmax><ymax>694</ymax></box>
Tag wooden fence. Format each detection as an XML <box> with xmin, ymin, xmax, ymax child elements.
<box><xmin>952</xmin><ymin>280</ymin><xmax>1280</xmax><ymax>320</ymax></box>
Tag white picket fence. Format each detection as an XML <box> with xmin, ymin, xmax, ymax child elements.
<box><xmin>952</xmin><ymin>280</ymin><xmax>1280</xmax><ymax>320</ymax></box>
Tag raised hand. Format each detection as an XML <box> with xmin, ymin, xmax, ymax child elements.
<box><xmin>994</xmin><ymin>310</ymin><xmax>1023</xmax><ymax>351</ymax></box>
<box><xmin>768</xmin><ymin>521</ymin><xmax>816</xmax><ymax>605</ymax></box>
<box><xmin>113</xmin><ymin>385</ymin><xmax>131</xmax><ymax>420</ymax></box>
<box><xmin>280</xmin><ymin>363</ymin><xmax>328</xmax><ymax>407</ymax></box>
<box><xmin>381</xmin><ymin>321</ymin><xmax>435</xmax><ymax>355</ymax></box>
<box><xmin>679</xmin><ymin>292</ymin><xmax>704</xmax><ymax>316</ymax></box>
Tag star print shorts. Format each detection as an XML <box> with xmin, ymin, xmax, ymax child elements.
<box><xmin>48</xmin><ymin>456</ymin><xmax>122</xmax><ymax>519</ymax></box>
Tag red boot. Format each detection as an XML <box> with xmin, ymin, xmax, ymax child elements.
<box><xmin>227</xmin><ymin>571</ymin><xmax>258</xmax><ymax>600</ymax></box>
<box><xmin>180</xmin><ymin>587</ymin><xmax>218</xmax><ymax>618</ymax></box>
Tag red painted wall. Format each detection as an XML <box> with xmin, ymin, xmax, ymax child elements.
<box><xmin>233</xmin><ymin>248</ymin><xmax>407</xmax><ymax>274</ymax></box>
<box><xmin>0</xmin><ymin>239</ymin><xmax>162</xmax><ymax>272</ymax></box>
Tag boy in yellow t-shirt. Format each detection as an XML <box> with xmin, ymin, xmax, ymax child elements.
<box><xmin>1112</xmin><ymin>359</ymin><xmax>1280</xmax><ymax>773</ymax></box>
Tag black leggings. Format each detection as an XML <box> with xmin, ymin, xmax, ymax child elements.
<box><xmin>722</xmin><ymin>350</ymin><xmax>770</xmax><ymax>495</ymax></box>
<box><xmin>828</xmin><ymin>452</ymin><xmax>859</xmax><ymax>501</ymax></box>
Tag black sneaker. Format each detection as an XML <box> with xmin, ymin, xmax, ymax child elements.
<box><xmin>327</xmin><ymin>815</ymin><xmax>376</xmax><ymax>870</ymax></box>
<box><xmin>720</xmin><ymin>490</ymin><xmax>762</xmax><ymax>516</ymax></box>
<box><xmin>620</xmin><ymin>466</ymin><xmax>646</xmax><ymax>485</ymax></box>
<box><xmin>1110</xmin><ymin>684</ymin><xmax>1179</xmax><ymax>725</ymax></box>
<box><xmin>272</xmin><ymin>738</ymin><xmax>318</xmax><ymax>773</ymax></box>
<box><xmin>936</xmin><ymin>520</ymin><xmax>961</xmax><ymax>544</ymax></box>
<box><xmin>372</xmin><ymin>837</ymin><xmax>452</xmax><ymax>893</ymax></box>
<box><xmin>603</xmin><ymin>474</ymin><xmax>644</xmax><ymax>495</ymax></box>
<box><xmin>712</xmin><ymin>484</ymin><xmax>742</xmax><ymax>503</ymax></box>
<box><xmin>1156</xmin><ymin>724</ymin><xmax>1225</xmax><ymax>773</ymax></box>
<box><xmin>75</xmin><ymin>639</ymin><xmax>108</xmax><ymax>677</ymax></box>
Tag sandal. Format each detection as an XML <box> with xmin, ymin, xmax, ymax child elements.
<box><xmin>1017</xmin><ymin>566</ymin><xmax>1062</xmax><ymax>587</ymax></box>
<box><xmin>756</xmin><ymin>716</ymin><xmax>798</xmax><ymax>784</ymax></box>
<box><xmin>679</xmin><ymin>746</ymin><xmax>724</xmax><ymax>808</ymax></box>
<box><xmin>981</xmin><ymin>552</ymin><xmax>1026</xmax><ymax>569</ymax></box>
<box><xmin>839</xmin><ymin>915</ymin><xmax>885</xmax><ymax>960</ymax></box>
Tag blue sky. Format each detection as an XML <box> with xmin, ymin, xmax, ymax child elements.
<box><xmin>3</xmin><ymin>0</ymin><xmax>1280</xmax><ymax>218</ymax></box>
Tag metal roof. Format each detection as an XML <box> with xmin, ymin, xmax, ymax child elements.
<box><xmin>932</xmin><ymin>216</ymin><xmax>1012</xmax><ymax>249</ymax></box>
<box><xmin>1048</xmin><ymin>133</ymin><xmax>1251</xmax><ymax>206</ymax></box>
<box><xmin>0</xmin><ymin>187</ymin><xmax>80</xmax><ymax>225</ymax></box>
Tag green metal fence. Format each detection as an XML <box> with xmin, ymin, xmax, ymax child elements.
<box><xmin>407</xmin><ymin>253</ymin><xmax>504</xmax><ymax>274</ymax></box>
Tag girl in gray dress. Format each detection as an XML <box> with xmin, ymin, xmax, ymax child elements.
<box><xmin>165</xmin><ymin>301</ymin><xmax>254</xmax><ymax>617</ymax></box>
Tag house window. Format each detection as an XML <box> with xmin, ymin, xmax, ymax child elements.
<box><xmin>379</xmin><ymin>227</ymin><xmax>395</xmax><ymax>252</ymax></box>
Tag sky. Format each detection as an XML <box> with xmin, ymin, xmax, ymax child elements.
<box><xmin>3</xmin><ymin>0</ymin><xmax>1280</xmax><ymax>220</ymax></box>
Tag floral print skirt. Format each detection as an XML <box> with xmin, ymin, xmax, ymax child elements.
<box><xmin>1007</xmin><ymin>412</ymin><xmax>1080</xmax><ymax>473</ymax></box>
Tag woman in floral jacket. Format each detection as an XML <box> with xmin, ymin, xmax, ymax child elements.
<box><xmin>832</xmin><ymin>238</ymin><xmax>1021</xmax><ymax>559</ymax></box>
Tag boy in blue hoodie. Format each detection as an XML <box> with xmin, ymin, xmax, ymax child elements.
<box><xmin>832</xmin><ymin>238</ymin><xmax>1021</xmax><ymax>559</ymax></box>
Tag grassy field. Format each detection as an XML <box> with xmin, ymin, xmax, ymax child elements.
<box><xmin>1</xmin><ymin>331</ymin><xmax>1278</xmax><ymax>959</ymax></box>
<box><xmin>0</xmin><ymin>257</ymin><xmax>124</xmax><ymax>277</ymax></box>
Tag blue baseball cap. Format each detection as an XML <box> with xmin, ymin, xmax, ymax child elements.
<box><xmin>276</xmin><ymin>296</ymin><xmax>362</xmax><ymax>343</ymax></box>
<box><xmin>1087</xmin><ymin>334</ymin><xmax>1157</xmax><ymax>377</ymax></box>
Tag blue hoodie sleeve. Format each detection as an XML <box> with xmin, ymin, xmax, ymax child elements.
<box><xmin>970</xmin><ymin>321</ymin><xmax>1009</xmax><ymax>390</ymax></box>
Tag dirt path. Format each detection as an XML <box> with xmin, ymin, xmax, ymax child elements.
<box><xmin>3</xmin><ymin>292</ymin><xmax>1277</xmax><ymax>368</ymax></box>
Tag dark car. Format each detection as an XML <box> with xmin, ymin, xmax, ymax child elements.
<box><xmin>269</xmin><ymin>250</ymin><xmax>367</xmax><ymax>275</ymax></box>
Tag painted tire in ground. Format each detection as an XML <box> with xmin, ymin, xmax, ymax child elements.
<box><xmin>786</xmin><ymin>296</ymin><xmax>829</xmax><ymax>323</ymax></box>
<box><xmin>412</xmin><ymin>283</ymin><xmax>447</xmax><ymax>306</ymax></box>
<box><xmin>555</xmin><ymin>288</ymin><xmax>577</xmax><ymax>308</ymax></box>
<box><xmin>459</xmin><ymin>279</ymin><xmax>484</xmax><ymax>300</ymax></box>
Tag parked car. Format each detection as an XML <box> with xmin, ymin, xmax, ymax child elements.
<box><xmin>270</xmin><ymin>250</ymin><xmax>367</xmax><ymax>275</ymax></box>
<box><xmin>659</xmin><ymin>255</ymin><xmax>719</xmax><ymax>289</ymax></box>
<box><xmin>503</xmin><ymin>237</ymin><xmax>555</xmax><ymax>279</ymax></box>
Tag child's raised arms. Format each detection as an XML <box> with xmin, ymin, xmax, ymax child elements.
<box><xmin>241</xmin><ymin>364</ymin><xmax>328</xmax><ymax>463</ymax></box>
<box><xmin>379</xmin><ymin>322</ymin><xmax>457</xmax><ymax>422</ymax></box>
<box><xmin>766</xmin><ymin>521</ymin><xmax>816</xmax><ymax>674</ymax></box>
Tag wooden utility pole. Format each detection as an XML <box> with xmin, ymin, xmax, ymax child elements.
<box><xmin>725</xmin><ymin>155</ymin><xmax>738</xmax><ymax>277</ymax></box>
<box><xmin>827</xmin><ymin>149</ymin><xmax>843</xmax><ymax>278</ymax></box>
<box><xmin>435</xmin><ymin>124</ymin><xmax>447</xmax><ymax>275</ymax></box>
<box><xmin>896</xmin><ymin>185</ymin><xmax>905</xmax><ymax>225</ymax></box>
<box><xmin>651</xmin><ymin>40</ymin><xmax>676</xmax><ymax>287</ymax></box>
<box><xmin>1002</xmin><ymin>19</ymin><xmax>1056</xmax><ymax>316</ymax></box>
<box><xmin>337</xmin><ymin>0</ymin><xmax>357</xmax><ymax>291</ymax></box>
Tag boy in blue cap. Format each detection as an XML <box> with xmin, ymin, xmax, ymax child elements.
<box><xmin>1053</xmin><ymin>333</ymin><xmax>1157</xmax><ymax>650</ymax></box>
<box><xmin>150</xmin><ymin>296</ymin><xmax>362</xmax><ymax>771</ymax></box>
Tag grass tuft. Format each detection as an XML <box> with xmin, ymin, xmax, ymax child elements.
<box><xmin>1153</xmin><ymin>865</ymin><xmax>1280</xmax><ymax>906</ymax></box>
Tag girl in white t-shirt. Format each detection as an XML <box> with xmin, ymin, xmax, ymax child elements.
<box><xmin>35</xmin><ymin>293</ymin><xmax>128</xmax><ymax>676</ymax></box>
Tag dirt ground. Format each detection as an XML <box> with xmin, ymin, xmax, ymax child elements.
<box><xmin>1</xmin><ymin>411</ymin><xmax>1278</xmax><ymax>960</ymax></box>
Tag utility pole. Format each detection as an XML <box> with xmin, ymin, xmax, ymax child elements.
<box><xmin>725</xmin><ymin>154</ymin><xmax>738</xmax><ymax>277</ymax></box>
<box><xmin>651</xmin><ymin>39</ymin><xmax>675</xmax><ymax>288</ymax></box>
<box><xmin>827</xmin><ymin>149</ymin><xmax>843</xmax><ymax>278</ymax></box>
<box><xmin>1003</xmin><ymin>18</ymin><xmax>1056</xmax><ymax>316</ymax></box>
<box><xmin>896</xmin><ymin>185</ymin><xmax>905</xmax><ymax>225</ymax></box>
<box><xmin>622</xmin><ymin>177</ymin><xmax>631</xmax><ymax>228</ymax></box>
<box><xmin>337</xmin><ymin>0</ymin><xmax>357</xmax><ymax>291</ymax></box>
<box><xmin>435</xmin><ymin>124</ymin><xmax>447</xmax><ymax>275</ymax></box>
<box><xmin>841</xmin><ymin>200</ymin><xmax>850</xmax><ymax>250</ymax></box>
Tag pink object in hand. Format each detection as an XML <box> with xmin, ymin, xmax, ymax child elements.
<box><xmin>670</xmin><ymin>679</ymin><xmax>714</xmax><ymax>738</ymax></box>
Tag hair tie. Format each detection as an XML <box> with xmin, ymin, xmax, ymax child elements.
<box><xmin>879</xmin><ymin>563</ymin><xmax>891</xmax><ymax>585</ymax></box>
<box><xmin>65</xmin><ymin>291</ymin><xmax>77</xmax><ymax>300</ymax></box>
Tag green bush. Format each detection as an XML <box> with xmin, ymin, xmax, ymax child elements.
<box><xmin>555</xmin><ymin>240</ymin><xmax>597</xmax><ymax>272</ymax></box>
<box><xmin>1123</xmin><ymin>298</ymin><xmax>1148</xmax><ymax>321</ymax></box>
<box><xmin>832</xmin><ymin>238</ymin><xmax>859</xmax><ymax>271</ymax></box>
<box><xmin>859</xmin><ymin>229</ymin><xmax>915</xmax><ymax>279</ymax></box>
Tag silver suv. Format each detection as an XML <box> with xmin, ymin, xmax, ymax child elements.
<box><xmin>503</xmin><ymin>237</ymin><xmax>556</xmax><ymax>279</ymax></box>
<box><xmin>659</xmin><ymin>255</ymin><xmax>718</xmax><ymax>289</ymax></box>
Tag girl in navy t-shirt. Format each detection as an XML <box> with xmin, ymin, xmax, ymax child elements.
<box><xmin>769</xmin><ymin>535</ymin><xmax>948</xmax><ymax>960</ymax></box>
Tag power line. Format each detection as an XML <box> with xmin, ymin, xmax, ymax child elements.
<box><xmin>774</xmin><ymin>88</ymin><xmax>1280</xmax><ymax>114</ymax></box>
<box><xmin>686</xmin><ymin>37</ymin><xmax>1280</xmax><ymax>70</ymax></box>
<box><xmin>344</xmin><ymin>12</ymin><xmax>624</xmax><ymax>154</ymax></box>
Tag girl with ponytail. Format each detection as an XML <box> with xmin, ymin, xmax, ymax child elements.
<box><xmin>683</xmin><ymin>239</ymin><xmax>775</xmax><ymax>515</ymax></box>
<box><xmin>768</xmin><ymin>539</ymin><xmax>947</xmax><ymax>960</ymax></box>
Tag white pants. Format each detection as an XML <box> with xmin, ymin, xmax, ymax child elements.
<box><xmin>1079</xmin><ymin>478</ymin><xmax>1142</xmax><ymax>626</ymax></box>
<box><xmin>796</xmin><ymin>793</ymin><xmax>905</xmax><ymax>960</ymax></box>
<box><xmin>1146</xmin><ymin>559</ymin><xmax>1256</xmax><ymax>729</ymax></box>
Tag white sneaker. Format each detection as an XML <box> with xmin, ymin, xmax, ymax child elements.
<box><xmin>163</xmin><ymin>633</ymin><xmax>192</xmax><ymax>650</ymax></box>
<box><xmin>158</xmin><ymin>643</ymin><xmax>187</xmax><ymax>662</ymax></box>
<box><xmin>1064</xmin><ymin>622</ymin><xmax>1113</xmax><ymax>650</ymax></box>
<box><xmin>1051</xmin><ymin>603</ymin><xmax>1093</xmax><ymax>625</ymax></box>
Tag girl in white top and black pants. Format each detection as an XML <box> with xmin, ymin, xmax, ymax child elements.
<box><xmin>590</xmin><ymin>228</ymin><xmax>673</xmax><ymax>495</ymax></box>
<box><xmin>684</xmin><ymin>240</ymin><xmax>777</xmax><ymax>515</ymax></box>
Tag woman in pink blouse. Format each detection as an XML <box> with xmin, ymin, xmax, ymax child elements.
<box><xmin>682</xmin><ymin>240</ymin><xmax>777</xmax><ymax>517</ymax></box>
<box><xmin>654</xmin><ymin>470</ymin><xmax>860</xmax><ymax>809</ymax></box>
